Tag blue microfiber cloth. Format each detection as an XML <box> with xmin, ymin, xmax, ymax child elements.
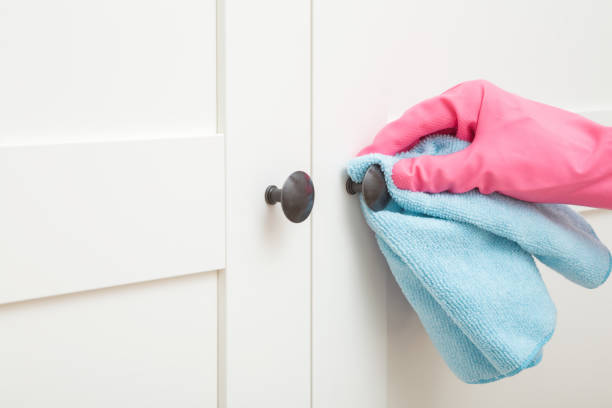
<box><xmin>347</xmin><ymin>135</ymin><xmax>611</xmax><ymax>384</ymax></box>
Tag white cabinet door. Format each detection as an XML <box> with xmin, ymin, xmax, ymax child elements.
<box><xmin>312</xmin><ymin>1</ymin><xmax>612</xmax><ymax>407</ymax></box>
<box><xmin>0</xmin><ymin>0</ymin><xmax>220</xmax><ymax>406</ymax></box>
<box><xmin>222</xmin><ymin>0</ymin><xmax>312</xmax><ymax>407</ymax></box>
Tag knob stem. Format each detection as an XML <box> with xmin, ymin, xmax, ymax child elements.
<box><xmin>346</xmin><ymin>178</ymin><xmax>362</xmax><ymax>195</ymax></box>
<box><xmin>265</xmin><ymin>185</ymin><xmax>282</xmax><ymax>205</ymax></box>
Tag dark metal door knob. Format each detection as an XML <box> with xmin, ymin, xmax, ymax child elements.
<box><xmin>265</xmin><ymin>171</ymin><xmax>315</xmax><ymax>223</ymax></box>
<box><xmin>346</xmin><ymin>164</ymin><xmax>390</xmax><ymax>211</ymax></box>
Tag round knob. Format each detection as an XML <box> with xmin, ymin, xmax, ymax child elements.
<box><xmin>265</xmin><ymin>171</ymin><xmax>315</xmax><ymax>223</ymax></box>
<box><xmin>346</xmin><ymin>165</ymin><xmax>390</xmax><ymax>211</ymax></box>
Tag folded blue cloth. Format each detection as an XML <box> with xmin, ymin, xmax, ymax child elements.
<box><xmin>347</xmin><ymin>135</ymin><xmax>611</xmax><ymax>383</ymax></box>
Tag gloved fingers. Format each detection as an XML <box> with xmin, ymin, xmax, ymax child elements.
<box><xmin>358</xmin><ymin>95</ymin><xmax>460</xmax><ymax>156</ymax></box>
<box><xmin>358</xmin><ymin>80</ymin><xmax>487</xmax><ymax>157</ymax></box>
<box><xmin>391</xmin><ymin>147</ymin><xmax>480</xmax><ymax>193</ymax></box>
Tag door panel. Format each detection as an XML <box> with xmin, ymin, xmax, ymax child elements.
<box><xmin>0</xmin><ymin>0</ymin><xmax>221</xmax><ymax>300</ymax></box>
<box><xmin>0</xmin><ymin>272</ymin><xmax>218</xmax><ymax>408</ymax></box>
<box><xmin>222</xmin><ymin>0</ymin><xmax>311</xmax><ymax>407</ymax></box>
<box><xmin>312</xmin><ymin>1</ymin><xmax>612</xmax><ymax>407</ymax></box>
<box><xmin>0</xmin><ymin>136</ymin><xmax>224</xmax><ymax>304</ymax></box>
<box><xmin>0</xmin><ymin>0</ymin><xmax>216</xmax><ymax>145</ymax></box>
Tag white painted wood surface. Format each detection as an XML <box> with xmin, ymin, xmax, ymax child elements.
<box><xmin>222</xmin><ymin>0</ymin><xmax>311</xmax><ymax>407</ymax></box>
<box><xmin>0</xmin><ymin>0</ymin><xmax>222</xmax><ymax>303</ymax></box>
<box><xmin>0</xmin><ymin>0</ymin><xmax>220</xmax><ymax>405</ymax></box>
<box><xmin>311</xmin><ymin>14</ymin><xmax>388</xmax><ymax>408</ymax></box>
<box><xmin>0</xmin><ymin>0</ymin><xmax>216</xmax><ymax>145</ymax></box>
<box><xmin>312</xmin><ymin>0</ymin><xmax>612</xmax><ymax>407</ymax></box>
<box><xmin>0</xmin><ymin>136</ymin><xmax>225</xmax><ymax>304</ymax></box>
<box><xmin>0</xmin><ymin>272</ymin><xmax>218</xmax><ymax>408</ymax></box>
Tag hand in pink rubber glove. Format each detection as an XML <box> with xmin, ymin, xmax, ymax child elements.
<box><xmin>359</xmin><ymin>80</ymin><xmax>612</xmax><ymax>209</ymax></box>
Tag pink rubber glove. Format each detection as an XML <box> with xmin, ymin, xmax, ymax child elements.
<box><xmin>359</xmin><ymin>80</ymin><xmax>612</xmax><ymax>209</ymax></box>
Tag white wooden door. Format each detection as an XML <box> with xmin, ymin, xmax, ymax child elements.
<box><xmin>0</xmin><ymin>0</ymin><xmax>220</xmax><ymax>406</ymax></box>
<box><xmin>312</xmin><ymin>1</ymin><xmax>612</xmax><ymax>407</ymax></box>
<box><xmin>222</xmin><ymin>0</ymin><xmax>312</xmax><ymax>407</ymax></box>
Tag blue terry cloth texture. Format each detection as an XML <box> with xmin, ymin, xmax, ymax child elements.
<box><xmin>347</xmin><ymin>135</ymin><xmax>611</xmax><ymax>384</ymax></box>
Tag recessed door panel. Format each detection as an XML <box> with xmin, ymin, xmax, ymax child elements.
<box><xmin>0</xmin><ymin>0</ymin><xmax>216</xmax><ymax>145</ymax></box>
<box><xmin>0</xmin><ymin>0</ymin><xmax>221</xmax><ymax>302</ymax></box>
<box><xmin>0</xmin><ymin>272</ymin><xmax>218</xmax><ymax>408</ymax></box>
